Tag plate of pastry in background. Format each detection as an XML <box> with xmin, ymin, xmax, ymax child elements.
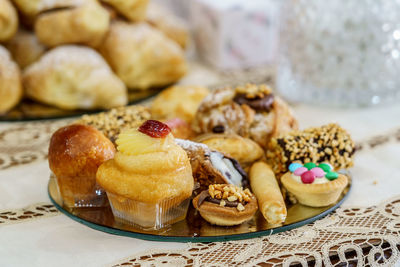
<box><xmin>46</xmin><ymin>83</ymin><xmax>355</xmax><ymax>242</ymax></box>
<box><xmin>0</xmin><ymin>0</ymin><xmax>188</xmax><ymax>121</ymax></box>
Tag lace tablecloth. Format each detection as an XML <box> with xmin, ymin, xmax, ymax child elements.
<box><xmin>1</xmin><ymin>66</ymin><xmax>400</xmax><ymax>266</ymax></box>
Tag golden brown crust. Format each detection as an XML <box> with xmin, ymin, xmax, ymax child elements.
<box><xmin>0</xmin><ymin>46</ymin><xmax>23</xmax><ymax>113</ymax></box>
<box><xmin>163</xmin><ymin>118</ymin><xmax>194</xmax><ymax>140</ymax></box>
<box><xmin>5</xmin><ymin>28</ymin><xmax>46</xmax><ymax>69</ymax></box>
<box><xmin>281</xmin><ymin>172</ymin><xmax>349</xmax><ymax>207</ymax></box>
<box><xmin>34</xmin><ymin>1</ymin><xmax>110</xmax><ymax>48</ymax></box>
<box><xmin>249</xmin><ymin>162</ymin><xmax>287</xmax><ymax>224</ymax></box>
<box><xmin>151</xmin><ymin>85</ymin><xmax>209</xmax><ymax>123</ymax></box>
<box><xmin>96</xmin><ymin>133</ymin><xmax>194</xmax><ymax>203</ymax></box>
<box><xmin>193</xmin><ymin>192</ymin><xmax>258</xmax><ymax>226</ymax></box>
<box><xmin>101</xmin><ymin>0</ymin><xmax>149</xmax><ymax>22</ymax></box>
<box><xmin>99</xmin><ymin>21</ymin><xmax>187</xmax><ymax>90</ymax></box>
<box><xmin>23</xmin><ymin>45</ymin><xmax>128</xmax><ymax>110</ymax></box>
<box><xmin>0</xmin><ymin>0</ymin><xmax>18</xmax><ymax>42</ymax></box>
<box><xmin>196</xmin><ymin>133</ymin><xmax>263</xmax><ymax>168</ymax></box>
<box><xmin>146</xmin><ymin>2</ymin><xmax>188</xmax><ymax>48</ymax></box>
<box><xmin>48</xmin><ymin>124</ymin><xmax>116</xmax><ymax>179</ymax></box>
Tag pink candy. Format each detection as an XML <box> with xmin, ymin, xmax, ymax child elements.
<box><xmin>294</xmin><ymin>167</ymin><xmax>308</xmax><ymax>176</ymax></box>
<box><xmin>310</xmin><ymin>167</ymin><xmax>325</xmax><ymax>178</ymax></box>
<box><xmin>301</xmin><ymin>171</ymin><xmax>315</xmax><ymax>184</ymax></box>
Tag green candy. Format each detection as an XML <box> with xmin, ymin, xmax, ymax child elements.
<box><xmin>318</xmin><ymin>163</ymin><xmax>332</xmax><ymax>172</ymax></box>
<box><xmin>304</xmin><ymin>162</ymin><xmax>316</xmax><ymax>170</ymax></box>
<box><xmin>326</xmin><ymin>171</ymin><xmax>339</xmax><ymax>180</ymax></box>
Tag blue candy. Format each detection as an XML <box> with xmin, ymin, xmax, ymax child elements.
<box><xmin>289</xmin><ymin>163</ymin><xmax>303</xmax><ymax>173</ymax></box>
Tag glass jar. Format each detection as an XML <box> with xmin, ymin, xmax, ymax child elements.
<box><xmin>276</xmin><ymin>0</ymin><xmax>400</xmax><ymax>107</ymax></box>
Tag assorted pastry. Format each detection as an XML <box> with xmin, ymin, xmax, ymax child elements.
<box><xmin>47</xmin><ymin>83</ymin><xmax>356</xmax><ymax>231</ymax></box>
<box><xmin>193</xmin><ymin>83</ymin><xmax>298</xmax><ymax>148</ymax></box>
<box><xmin>0</xmin><ymin>0</ymin><xmax>189</xmax><ymax>114</ymax></box>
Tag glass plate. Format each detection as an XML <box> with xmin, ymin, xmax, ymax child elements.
<box><xmin>0</xmin><ymin>88</ymin><xmax>161</xmax><ymax>121</ymax></box>
<box><xmin>48</xmin><ymin>173</ymin><xmax>351</xmax><ymax>243</ymax></box>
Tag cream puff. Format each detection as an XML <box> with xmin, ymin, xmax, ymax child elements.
<box><xmin>96</xmin><ymin>120</ymin><xmax>194</xmax><ymax>229</ymax></box>
<box><xmin>193</xmin><ymin>184</ymin><xmax>258</xmax><ymax>226</ymax></box>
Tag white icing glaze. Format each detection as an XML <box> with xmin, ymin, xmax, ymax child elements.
<box><xmin>291</xmin><ymin>174</ymin><xmax>330</xmax><ymax>184</ymax></box>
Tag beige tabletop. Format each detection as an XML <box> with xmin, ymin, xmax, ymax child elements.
<box><xmin>0</xmin><ymin>64</ymin><xmax>400</xmax><ymax>266</ymax></box>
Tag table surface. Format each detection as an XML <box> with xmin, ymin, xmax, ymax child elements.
<box><xmin>0</xmin><ymin>64</ymin><xmax>400</xmax><ymax>267</ymax></box>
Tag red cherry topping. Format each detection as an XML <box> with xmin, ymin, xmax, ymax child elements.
<box><xmin>301</xmin><ymin>171</ymin><xmax>315</xmax><ymax>184</ymax></box>
<box><xmin>138</xmin><ymin>120</ymin><xmax>171</xmax><ymax>138</ymax></box>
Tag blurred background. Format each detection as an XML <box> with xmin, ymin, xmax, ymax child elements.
<box><xmin>0</xmin><ymin>0</ymin><xmax>399</xmax><ymax>121</ymax></box>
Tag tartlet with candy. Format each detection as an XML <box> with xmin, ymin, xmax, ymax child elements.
<box><xmin>280</xmin><ymin>162</ymin><xmax>349</xmax><ymax>207</ymax></box>
<box><xmin>192</xmin><ymin>184</ymin><xmax>258</xmax><ymax>226</ymax></box>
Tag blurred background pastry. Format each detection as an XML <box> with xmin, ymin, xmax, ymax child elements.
<box><xmin>151</xmin><ymin>85</ymin><xmax>209</xmax><ymax>123</ymax></box>
<box><xmin>0</xmin><ymin>0</ymin><xmax>18</xmax><ymax>42</ymax></box>
<box><xmin>146</xmin><ymin>2</ymin><xmax>188</xmax><ymax>48</ymax></box>
<box><xmin>23</xmin><ymin>45</ymin><xmax>128</xmax><ymax>110</ymax></box>
<box><xmin>0</xmin><ymin>45</ymin><xmax>23</xmax><ymax>113</ymax></box>
<box><xmin>100</xmin><ymin>0</ymin><xmax>149</xmax><ymax>22</ymax></box>
<box><xmin>193</xmin><ymin>84</ymin><xmax>298</xmax><ymax>148</ymax></box>
<box><xmin>99</xmin><ymin>21</ymin><xmax>187</xmax><ymax>90</ymax></box>
<box><xmin>34</xmin><ymin>1</ymin><xmax>110</xmax><ymax>48</ymax></box>
<box><xmin>48</xmin><ymin>124</ymin><xmax>116</xmax><ymax>207</ymax></box>
<box><xmin>5</xmin><ymin>28</ymin><xmax>46</xmax><ymax>69</ymax></box>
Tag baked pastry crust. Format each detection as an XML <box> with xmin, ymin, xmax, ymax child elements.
<box><xmin>99</xmin><ymin>21</ymin><xmax>187</xmax><ymax>90</ymax></box>
<box><xmin>193</xmin><ymin>186</ymin><xmax>258</xmax><ymax>226</ymax></box>
<box><xmin>281</xmin><ymin>172</ymin><xmax>349</xmax><ymax>207</ymax></box>
<box><xmin>0</xmin><ymin>45</ymin><xmax>23</xmax><ymax>113</ymax></box>
<box><xmin>151</xmin><ymin>85</ymin><xmax>209</xmax><ymax>123</ymax></box>
<box><xmin>101</xmin><ymin>0</ymin><xmax>149</xmax><ymax>22</ymax></box>
<box><xmin>193</xmin><ymin>84</ymin><xmax>298</xmax><ymax>148</ymax></box>
<box><xmin>249</xmin><ymin>162</ymin><xmax>286</xmax><ymax>224</ymax></box>
<box><xmin>195</xmin><ymin>133</ymin><xmax>263</xmax><ymax>168</ymax></box>
<box><xmin>34</xmin><ymin>1</ymin><xmax>110</xmax><ymax>48</ymax></box>
<box><xmin>5</xmin><ymin>28</ymin><xmax>46</xmax><ymax>69</ymax></box>
<box><xmin>96</xmin><ymin>131</ymin><xmax>194</xmax><ymax>203</ymax></box>
<box><xmin>23</xmin><ymin>45</ymin><xmax>128</xmax><ymax>110</ymax></box>
<box><xmin>0</xmin><ymin>0</ymin><xmax>18</xmax><ymax>42</ymax></box>
<box><xmin>48</xmin><ymin>124</ymin><xmax>116</xmax><ymax>207</ymax></box>
<box><xmin>146</xmin><ymin>2</ymin><xmax>188</xmax><ymax>48</ymax></box>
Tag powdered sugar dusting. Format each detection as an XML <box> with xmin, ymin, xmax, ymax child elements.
<box><xmin>24</xmin><ymin>45</ymin><xmax>113</xmax><ymax>75</ymax></box>
<box><xmin>175</xmin><ymin>138</ymin><xmax>209</xmax><ymax>151</ymax></box>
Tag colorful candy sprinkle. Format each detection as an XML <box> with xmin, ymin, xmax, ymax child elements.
<box><xmin>294</xmin><ymin>167</ymin><xmax>308</xmax><ymax>176</ymax></box>
<box><xmin>326</xmin><ymin>171</ymin><xmax>339</xmax><ymax>180</ymax></box>
<box><xmin>304</xmin><ymin>162</ymin><xmax>316</xmax><ymax>170</ymax></box>
<box><xmin>301</xmin><ymin>171</ymin><xmax>315</xmax><ymax>184</ymax></box>
<box><xmin>318</xmin><ymin>163</ymin><xmax>333</xmax><ymax>172</ymax></box>
<box><xmin>310</xmin><ymin>167</ymin><xmax>325</xmax><ymax>178</ymax></box>
<box><xmin>289</xmin><ymin>163</ymin><xmax>303</xmax><ymax>172</ymax></box>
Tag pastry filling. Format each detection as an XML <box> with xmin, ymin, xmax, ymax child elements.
<box><xmin>210</xmin><ymin>151</ymin><xmax>246</xmax><ymax>186</ymax></box>
<box><xmin>197</xmin><ymin>184</ymin><xmax>253</xmax><ymax>211</ymax></box>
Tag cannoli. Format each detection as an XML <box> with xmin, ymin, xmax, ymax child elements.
<box><xmin>266</xmin><ymin>123</ymin><xmax>355</xmax><ymax>178</ymax></box>
<box><xmin>175</xmin><ymin>139</ymin><xmax>248</xmax><ymax>194</ymax></box>
<box><xmin>249</xmin><ymin>162</ymin><xmax>287</xmax><ymax>224</ymax></box>
<box><xmin>192</xmin><ymin>184</ymin><xmax>258</xmax><ymax>226</ymax></box>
